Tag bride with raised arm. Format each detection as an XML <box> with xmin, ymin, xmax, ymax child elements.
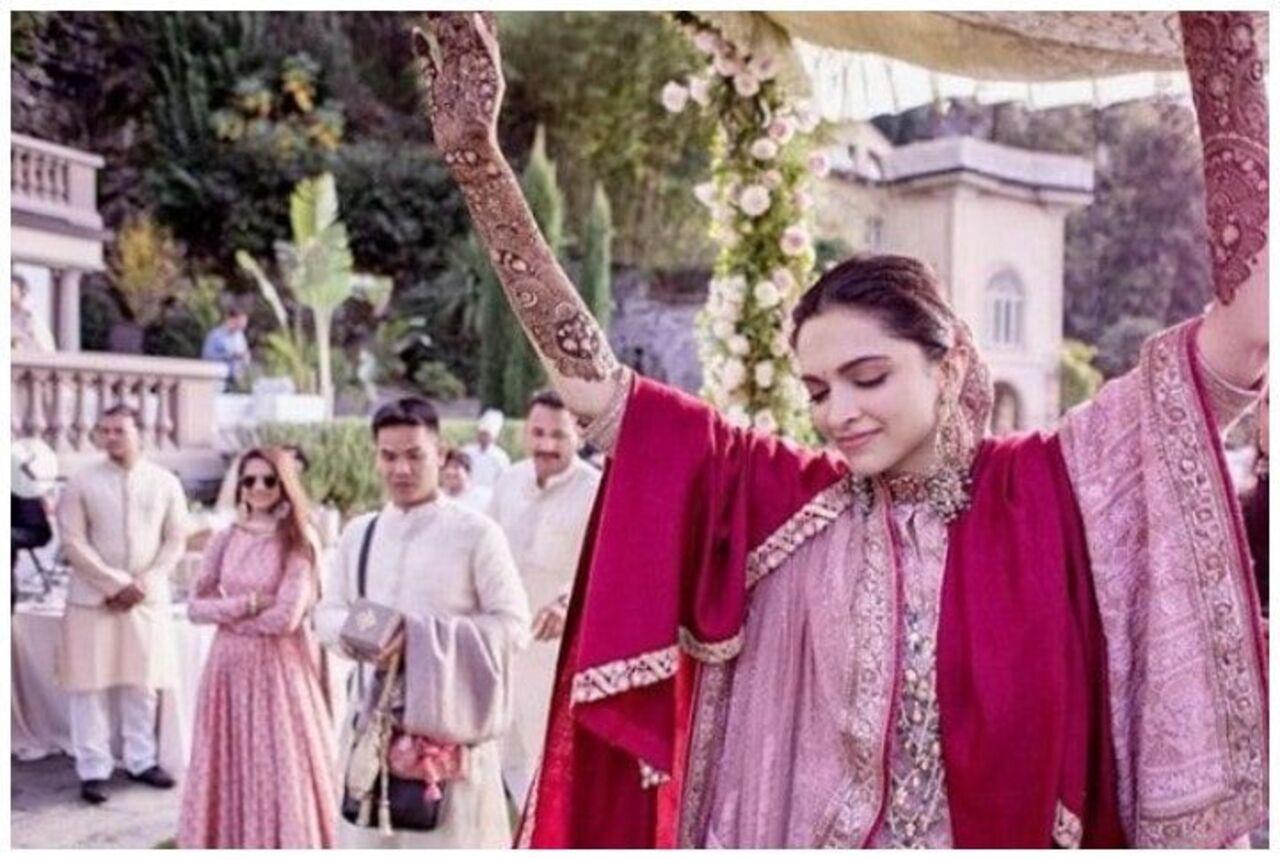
<box><xmin>414</xmin><ymin>12</ymin><xmax>1267</xmax><ymax>848</ymax></box>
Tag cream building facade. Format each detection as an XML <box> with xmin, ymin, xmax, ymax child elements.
<box><xmin>814</xmin><ymin>124</ymin><xmax>1094</xmax><ymax>431</ymax></box>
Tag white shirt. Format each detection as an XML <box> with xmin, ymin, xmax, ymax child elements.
<box><xmin>315</xmin><ymin>495</ymin><xmax>530</xmax><ymax>848</ymax></box>
<box><xmin>316</xmin><ymin>496</ymin><xmax>529</xmax><ymax>651</ymax></box>
<box><xmin>461</xmin><ymin>441</ymin><xmax>512</xmax><ymax>488</ymax></box>
<box><xmin>488</xmin><ymin>457</ymin><xmax>601</xmax><ymax>612</ymax></box>
<box><xmin>487</xmin><ymin>456</ymin><xmax>601</xmax><ymax>799</ymax></box>
<box><xmin>448</xmin><ymin>483</ymin><xmax>494</xmax><ymax>514</ymax></box>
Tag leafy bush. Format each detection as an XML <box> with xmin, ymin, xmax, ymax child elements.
<box><xmin>413</xmin><ymin>361</ymin><xmax>467</xmax><ymax>401</ymax></box>
<box><xmin>80</xmin><ymin>281</ymin><xmax>122</xmax><ymax>351</ymax></box>
<box><xmin>1059</xmin><ymin>339</ymin><xmax>1104</xmax><ymax>413</ymax></box>
<box><xmin>110</xmin><ymin>213</ymin><xmax>185</xmax><ymax>326</ymax></box>
<box><xmin>1096</xmin><ymin>315</ymin><xmax>1163</xmax><ymax>379</ymax></box>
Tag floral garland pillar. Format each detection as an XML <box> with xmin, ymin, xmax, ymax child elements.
<box><xmin>663</xmin><ymin>15</ymin><xmax>829</xmax><ymax>439</ymax></box>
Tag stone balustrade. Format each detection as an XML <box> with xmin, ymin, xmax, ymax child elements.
<box><xmin>11</xmin><ymin>133</ymin><xmax>105</xmax><ymax>233</ymax></box>
<box><xmin>11</xmin><ymin>350</ymin><xmax>226</xmax><ymax>478</ymax></box>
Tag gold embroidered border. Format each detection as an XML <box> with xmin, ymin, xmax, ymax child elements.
<box><xmin>1053</xmin><ymin>801</ymin><xmax>1083</xmax><ymax>848</ymax></box>
<box><xmin>678</xmin><ymin>625</ymin><xmax>744</xmax><ymax>663</ymax></box>
<box><xmin>678</xmin><ymin>663</ymin><xmax>733</xmax><ymax>847</ymax></box>
<box><xmin>745</xmin><ymin>477</ymin><xmax>856</xmax><ymax>590</ymax></box>
<box><xmin>816</xmin><ymin>497</ymin><xmax>898</xmax><ymax>848</ymax></box>
<box><xmin>570</xmin><ymin>644</ymin><xmax>679</xmax><ymax>705</ymax></box>
<box><xmin>1133</xmin><ymin>325</ymin><xmax>1268</xmax><ymax>846</ymax></box>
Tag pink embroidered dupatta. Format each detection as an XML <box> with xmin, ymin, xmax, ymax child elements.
<box><xmin>521</xmin><ymin>321</ymin><xmax>1266</xmax><ymax>849</ymax></box>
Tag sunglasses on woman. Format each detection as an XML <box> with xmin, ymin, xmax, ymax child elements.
<box><xmin>239</xmin><ymin>474</ymin><xmax>279</xmax><ymax>490</ymax></box>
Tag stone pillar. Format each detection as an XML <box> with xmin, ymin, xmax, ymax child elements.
<box><xmin>54</xmin><ymin>268</ymin><xmax>82</xmax><ymax>352</ymax></box>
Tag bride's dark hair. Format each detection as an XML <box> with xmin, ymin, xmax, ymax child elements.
<box><xmin>791</xmin><ymin>254</ymin><xmax>957</xmax><ymax>360</ymax></box>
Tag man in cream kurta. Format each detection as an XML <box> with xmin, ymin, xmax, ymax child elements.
<box><xmin>56</xmin><ymin>405</ymin><xmax>187</xmax><ymax>802</ymax></box>
<box><xmin>315</xmin><ymin>397</ymin><xmax>529</xmax><ymax>849</ymax></box>
<box><xmin>488</xmin><ymin>391</ymin><xmax>602</xmax><ymax>807</ymax></box>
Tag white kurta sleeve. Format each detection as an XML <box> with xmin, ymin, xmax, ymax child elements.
<box><xmin>57</xmin><ymin>475</ymin><xmax>132</xmax><ymax>596</ymax></box>
<box><xmin>399</xmin><ymin>519</ymin><xmax>531</xmax><ymax>744</ymax></box>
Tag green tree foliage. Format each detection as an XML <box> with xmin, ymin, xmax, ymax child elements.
<box><xmin>1095</xmin><ymin>315</ymin><xmax>1163</xmax><ymax>379</ymax></box>
<box><xmin>581</xmin><ymin>182</ymin><xmax>615</xmax><ymax>329</ymax></box>
<box><xmin>1059</xmin><ymin>339</ymin><xmax>1104</xmax><ymax>413</ymax></box>
<box><xmin>497</xmin><ymin>11</ymin><xmax>716</xmax><ymax>266</ymax></box>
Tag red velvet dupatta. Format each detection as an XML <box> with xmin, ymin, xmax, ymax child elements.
<box><xmin>522</xmin><ymin>323</ymin><xmax>1265</xmax><ymax>848</ymax></box>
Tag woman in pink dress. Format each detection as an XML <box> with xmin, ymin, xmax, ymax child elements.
<box><xmin>415</xmin><ymin>11</ymin><xmax>1267</xmax><ymax>849</ymax></box>
<box><xmin>178</xmin><ymin>447</ymin><xmax>337</xmax><ymax>848</ymax></box>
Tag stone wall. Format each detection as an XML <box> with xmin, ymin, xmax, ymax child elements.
<box><xmin>607</xmin><ymin>266</ymin><xmax>709</xmax><ymax>395</ymax></box>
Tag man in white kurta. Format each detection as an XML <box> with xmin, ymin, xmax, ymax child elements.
<box><xmin>488</xmin><ymin>391</ymin><xmax>602</xmax><ymax>807</ymax></box>
<box><xmin>460</xmin><ymin>409</ymin><xmax>512</xmax><ymax>488</ymax></box>
<box><xmin>56</xmin><ymin>406</ymin><xmax>187</xmax><ymax>802</ymax></box>
<box><xmin>315</xmin><ymin>397</ymin><xmax>529</xmax><ymax>848</ymax></box>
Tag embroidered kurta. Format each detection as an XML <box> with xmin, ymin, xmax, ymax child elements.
<box><xmin>178</xmin><ymin>526</ymin><xmax>337</xmax><ymax>848</ymax></box>
<box><xmin>489</xmin><ymin>457</ymin><xmax>602</xmax><ymax>802</ymax></box>
<box><xmin>315</xmin><ymin>497</ymin><xmax>530</xmax><ymax>848</ymax></box>
<box><xmin>523</xmin><ymin>320</ymin><xmax>1267</xmax><ymax>849</ymax></box>
<box><xmin>56</xmin><ymin>457</ymin><xmax>188</xmax><ymax>692</ymax></box>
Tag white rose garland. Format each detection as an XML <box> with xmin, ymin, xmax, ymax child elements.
<box><xmin>669</xmin><ymin>15</ymin><xmax>822</xmax><ymax>442</ymax></box>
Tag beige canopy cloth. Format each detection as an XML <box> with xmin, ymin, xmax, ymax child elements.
<box><xmin>697</xmin><ymin>12</ymin><xmax>1268</xmax><ymax>118</ymax></box>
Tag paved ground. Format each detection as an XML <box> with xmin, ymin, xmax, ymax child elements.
<box><xmin>10</xmin><ymin>752</ymin><xmax>1267</xmax><ymax>849</ymax></box>
<box><xmin>10</xmin><ymin>755</ymin><xmax>180</xmax><ymax>849</ymax></box>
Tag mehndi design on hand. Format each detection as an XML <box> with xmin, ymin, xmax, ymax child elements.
<box><xmin>413</xmin><ymin>13</ymin><xmax>620</xmax><ymax>387</ymax></box>
<box><xmin>1180</xmin><ymin>12</ymin><xmax>1269</xmax><ymax>306</ymax></box>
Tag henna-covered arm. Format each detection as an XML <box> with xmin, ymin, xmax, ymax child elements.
<box><xmin>1182</xmin><ymin>12</ymin><xmax>1269</xmax><ymax>390</ymax></box>
<box><xmin>413</xmin><ymin>13</ymin><xmax>626</xmax><ymax>423</ymax></box>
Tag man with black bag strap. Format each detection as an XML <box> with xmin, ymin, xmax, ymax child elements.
<box><xmin>316</xmin><ymin>397</ymin><xmax>530</xmax><ymax>848</ymax></box>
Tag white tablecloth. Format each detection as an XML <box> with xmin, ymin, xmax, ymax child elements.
<box><xmin>11</xmin><ymin>602</ymin><xmax>351</xmax><ymax>775</ymax></box>
<box><xmin>10</xmin><ymin>601</ymin><xmax>214</xmax><ymax>775</ymax></box>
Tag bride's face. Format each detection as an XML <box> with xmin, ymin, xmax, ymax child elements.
<box><xmin>795</xmin><ymin>306</ymin><xmax>947</xmax><ymax>476</ymax></box>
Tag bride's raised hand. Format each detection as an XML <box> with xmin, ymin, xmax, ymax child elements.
<box><xmin>412</xmin><ymin>12</ymin><xmax>503</xmax><ymax>159</ymax></box>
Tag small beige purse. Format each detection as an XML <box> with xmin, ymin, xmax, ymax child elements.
<box><xmin>340</xmin><ymin>598</ymin><xmax>405</xmax><ymax>663</ymax></box>
<box><xmin>343</xmin><ymin>650</ymin><xmax>403</xmax><ymax>835</ymax></box>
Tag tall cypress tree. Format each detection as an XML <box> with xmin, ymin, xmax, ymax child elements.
<box><xmin>581</xmin><ymin>180</ymin><xmax>614</xmax><ymax>331</ymax></box>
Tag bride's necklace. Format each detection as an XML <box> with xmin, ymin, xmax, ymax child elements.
<box><xmin>852</xmin><ymin>466</ymin><xmax>972</xmax><ymax>523</ymax></box>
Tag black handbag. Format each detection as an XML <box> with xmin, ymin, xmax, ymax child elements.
<box><xmin>341</xmin><ymin>774</ymin><xmax>441</xmax><ymax>832</ymax></box>
<box><xmin>340</xmin><ymin>516</ymin><xmax>444</xmax><ymax>833</ymax></box>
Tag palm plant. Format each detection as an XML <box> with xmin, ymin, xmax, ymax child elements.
<box><xmin>237</xmin><ymin>172</ymin><xmax>391</xmax><ymax>416</ymax></box>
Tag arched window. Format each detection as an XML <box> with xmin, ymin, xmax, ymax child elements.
<box><xmin>986</xmin><ymin>269</ymin><xmax>1025</xmax><ymax>348</ymax></box>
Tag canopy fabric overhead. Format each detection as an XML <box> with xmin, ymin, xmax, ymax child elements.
<box><xmin>698</xmin><ymin>11</ymin><xmax>1268</xmax><ymax>119</ymax></box>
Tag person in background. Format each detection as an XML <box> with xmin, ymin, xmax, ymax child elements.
<box><xmin>441</xmin><ymin>448</ymin><xmax>493</xmax><ymax>513</ymax></box>
<box><xmin>179</xmin><ymin>447</ymin><xmax>336</xmax><ymax>848</ymax></box>
<box><xmin>314</xmin><ymin>397</ymin><xmax>530</xmax><ymax>848</ymax></box>
<box><xmin>56</xmin><ymin>404</ymin><xmax>188</xmax><ymax>805</ymax></box>
<box><xmin>11</xmin><ymin>272</ymin><xmax>56</xmax><ymax>352</ymax></box>
<box><xmin>461</xmin><ymin>408</ymin><xmax>511</xmax><ymax>488</ymax></box>
<box><xmin>487</xmin><ymin>389</ymin><xmax>602</xmax><ymax>807</ymax></box>
<box><xmin>201</xmin><ymin>306</ymin><xmax>251</xmax><ymax>391</ymax></box>
<box><xmin>11</xmin><ymin>436</ymin><xmax>59</xmax><ymax>611</ymax></box>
